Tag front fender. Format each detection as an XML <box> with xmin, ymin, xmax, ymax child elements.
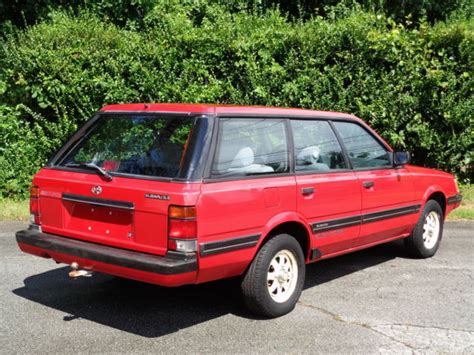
<box><xmin>421</xmin><ymin>185</ymin><xmax>446</xmax><ymax>207</ymax></box>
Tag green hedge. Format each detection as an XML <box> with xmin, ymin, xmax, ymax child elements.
<box><xmin>2</xmin><ymin>0</ymin><xmax>472</xmax><ymax>29</ymax></box>
<box><xmin>0</xmin><ymin>2</ymin><xmax>473</xmax><ymax>198</ymax></box>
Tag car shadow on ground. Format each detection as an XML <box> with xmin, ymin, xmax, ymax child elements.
<box><xmin>13</xmin><ymin>239</ymin><xmax>407</xmax><ymax>338</ymax></box>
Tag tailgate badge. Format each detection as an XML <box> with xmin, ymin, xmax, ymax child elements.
<box><xmin>91</xmin><ymin>185</ymin><xmax>102</xmax><ymax>195</ymax></box>
<box><xmin>145</xmin><ymin>193</ymin><xmax>170</xmax><ymax>201</ymax></box>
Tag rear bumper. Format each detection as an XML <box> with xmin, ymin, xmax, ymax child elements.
<box><xmin>16</xmin><ymin>228</ymin><xmax>197</xmax><ymax>286</ymax></box>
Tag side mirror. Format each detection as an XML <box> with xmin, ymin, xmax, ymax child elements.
<box><xmin>393</xmin><ymin>151</ymin><xmax>411</xmax><ymax>166</ymax></box>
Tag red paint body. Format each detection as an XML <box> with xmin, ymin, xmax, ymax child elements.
<box><xmin>17</xmin><ymin>104</ymin><xmax>461</xmax><ymax>286</ymax></box>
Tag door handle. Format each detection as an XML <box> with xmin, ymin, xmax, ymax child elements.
<box><xmin>301</xmin><ymin>187</ymin><xmax>315</xmax><ymax>195</ymax></box>
<box><xmin>363</xmin><ymin>181</ymin><xmax>375</xmax><ymax>188</ymax></box>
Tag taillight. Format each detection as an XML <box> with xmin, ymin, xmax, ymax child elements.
<box><xmin>168</xmin><ymin>205</ymin><xmax>197</xmax><ymax>253</ymax></box>
<box><xmin>29</xmin><ymin>186</ymin><xmax>41</xmax><ymax>225</ymax></box>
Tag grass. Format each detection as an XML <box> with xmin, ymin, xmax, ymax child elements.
<box><xmin>0</xmin><ymin>199</ymin><xmax>29</xmax><ymax>222</ymax></box>
<box><xmin>448</xmin><ymin>184</ymin><xmax>474</xmax><ymax>220</ymax></box>
<box><xmin>0</xmin><ymin>184</ymin><xmax>472</xmax><ymax>222</ymax></box>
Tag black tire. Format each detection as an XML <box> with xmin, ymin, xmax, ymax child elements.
<box><xmin>241</xmin><ymin>234</ymin><xmax>305</xmax><ymax>318</ymax></box>
<box><xmin>404</xmin><ymin>200</ymin><xmax>444</xmax><ymax>258</ymax></box>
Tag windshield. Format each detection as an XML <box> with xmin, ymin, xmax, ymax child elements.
<box><xmin>58</xmin><ymin>114</ymin><xmax>195</xmax><ymax>178</ymax></box>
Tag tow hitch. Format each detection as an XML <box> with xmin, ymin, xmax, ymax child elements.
<box><xmin>69</xmin><ymin>262</ymin><xmax>93</xmax><ymax>278</ymax></box>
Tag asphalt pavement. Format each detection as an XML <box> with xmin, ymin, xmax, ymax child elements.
<box><xmin>0</xmin><ymin>221</ymin><xmax>473</xmax><ymax>354</ymax></box>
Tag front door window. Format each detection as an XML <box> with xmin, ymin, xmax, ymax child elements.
<box><xmin>333</xmin><ymin>121</ymin><xmax>391</xmax><ymax>169</ymax></box>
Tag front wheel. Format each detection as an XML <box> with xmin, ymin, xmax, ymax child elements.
<box><xmin>241</xmin><ymin>234</ymin><xmax>305</xmax><ymax>318</ymax></box>
<box><xmin>404</xmin><ymin>200</ymin><xmax>444</xmax><ymax>258</ymax></box>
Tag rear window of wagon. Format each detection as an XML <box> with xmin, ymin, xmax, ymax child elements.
<box><xmin>58</xmin><ymin>114</ymin><xmax>196</xmax><ymax>179</ymax></box>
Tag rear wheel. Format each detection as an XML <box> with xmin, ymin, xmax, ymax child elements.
<box><xmin>241</xmin><ymin>234</ymin><xmax>305</xmax><ymax>318</ymax></box>
<box><xmin>404</xmin><ymin>200</ymin><xmax>444</xmax><ymax>258</ymax></box>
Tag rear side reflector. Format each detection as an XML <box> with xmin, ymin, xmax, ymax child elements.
<box><xmin>168</xmin><ymin>205</ymin><xmax>197</xmax><ymax>252</ymax></box>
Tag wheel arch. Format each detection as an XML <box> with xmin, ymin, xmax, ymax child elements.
<box><xmin>422</xmin><ymin>186</ymin><xmax>447</xmax><ymax>217</ymax></box>
<box><xmin>257</xmin><ymin>212</ymin><xmax>313</xmax><ymax>262</ymax></box>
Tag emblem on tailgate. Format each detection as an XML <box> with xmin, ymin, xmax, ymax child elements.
<box><xmin>145</xmin><ymin>193</ymin><xmax>170</xmax><ymax>200</ymax></box>
<box><xmin>91</xmin><ymin>185</ymin><xmax>102</xmax><ymax>195</ymax></box>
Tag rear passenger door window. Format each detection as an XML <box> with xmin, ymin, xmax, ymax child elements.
<box><xmin>333</xmin><ymin>121</ymin><xmax>391</xmax><ymax>169</ymax></box>
<box><xmin>211</xmin><ymin>119</ymin><xmax>289</xmax><ymax>178</ymax></box>
<box><xmin>290</xmin><ymin>120</ymin><xmax>347</xmax><ymax>172</ymax></box>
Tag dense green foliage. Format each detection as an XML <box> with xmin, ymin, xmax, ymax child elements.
<box><xmin>2</xmin><ymin>0</ymin><xmax>472</xmax><ymax>28</ymax></box>
<box><xmin>0</xmin><ymin>0</ymin><xmax>473</xmax><ymax>198</ymax></box>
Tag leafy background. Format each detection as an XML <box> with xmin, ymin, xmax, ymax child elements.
<box><xmin>0</xmin><ymin>0</ymin><xmax>473</xmax><ymax>198</ymax></box>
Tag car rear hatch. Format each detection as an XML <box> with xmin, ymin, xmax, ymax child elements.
<box><xmin>34</xmin><ymin>170</ymin><xmax>200</xmax><ymax>256</ymax></box>
<box><xmin>32</xmin><ymin>112</ymin><xmax>205</xmax><ymax>257</ymax></box>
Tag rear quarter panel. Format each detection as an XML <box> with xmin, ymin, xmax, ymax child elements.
<box><xmin>196</xmin><ymin>176</ymin><xmax>297</xmax><ymax>283</ymax></box>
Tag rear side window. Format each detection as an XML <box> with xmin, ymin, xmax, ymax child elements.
<box><xmin>59</xmin><ymin>114</ymin><xmax>195</xmax><ymax>178</ymax></box>
<box><xmin>211</xmin><ymin>119</ymin><xmax>289</xmax><ymax>177</ymax></box>
<box><xmin>333</xmin><ymin>121</ymin><xmax>391</xmax><ymax>169</ymax></box>
<box><xmin>291</xmin><ymin>120</ymin><xmax>347</xmax><ymax>172</ymax></box>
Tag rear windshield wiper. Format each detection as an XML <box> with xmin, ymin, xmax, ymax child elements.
<box><xmin>65</xmin><ymin>162</ymin><xmax>113</xmax><ymax>181</ymax></box>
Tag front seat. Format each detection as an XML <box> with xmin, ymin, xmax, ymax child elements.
<box><xmin>296</xmin><ymin>146</ymin><xmax>330</xmax><ymax>171</ymax></box>
<box><xmin>227</xmin><ymin>147</ymin><xmax>274</xmax><ymax>174</ymax></box>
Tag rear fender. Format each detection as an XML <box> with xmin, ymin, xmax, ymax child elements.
<box><xmin>255</xmin><ymin>211</ymin><xmax>313</xmax><ymax>260</ymax></box>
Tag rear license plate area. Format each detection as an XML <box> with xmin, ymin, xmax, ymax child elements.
<box><xmin>63</xmin><ymin>201</ymin><xmax>133</xmax><ymax>238</ymax></box>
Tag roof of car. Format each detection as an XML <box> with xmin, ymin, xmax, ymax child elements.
<box><xmin>100</xmin><ymin>103</ymin><xmax>356</xmax><ymax>119</ymax></box>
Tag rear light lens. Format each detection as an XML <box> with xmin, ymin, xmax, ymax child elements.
<box><xmin>168</xmin><ymin>205</ymin><xmax>197</xmax><ymax>253</ymax></box>
<box><xmin>169</xmin><ymin>206</ymin><xmax>196</xmax><ymax>219</ymax></box>
<box><xmin>169</xmin><ymin>219</ymin><xmax>197</xmax><ymax>239</ymax></box>
<box><xmin>29</xmin><ymin>186</ymin><xmax>41</xmax><ymax>225</ymax></box>
<box><xmin>167</xmin><ymin>239</ymin><xmax>197</xmax><ymax>253</ymax></box>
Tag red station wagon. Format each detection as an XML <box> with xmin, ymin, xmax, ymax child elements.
<box><xmin>16</xmin><ymin>104</ymin><xmax>462</xmax><ymax>317</ymax></box>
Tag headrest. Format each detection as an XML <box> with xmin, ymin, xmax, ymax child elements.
<box><xmin>231</xmin><ymin>147</ymin><xmax>254</xmax><ymax>168</ymax></box>
<box><xmin>297</xmin><ymin>146</ymin><xmax>321</xmax><ymax>165</ymax></box>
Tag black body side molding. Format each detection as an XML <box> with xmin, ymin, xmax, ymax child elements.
<box><xmin>200</xmin><ymin>234</ymin><xmax>260</xmax><ymax>256</ymax></box>
<box><xmin>311</xmin><ymin>204</ymin><xmax>421</xmax><ymax>234</ymax></box>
